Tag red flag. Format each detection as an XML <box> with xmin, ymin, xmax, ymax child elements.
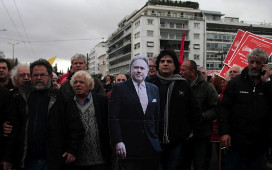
<box><xmin>179</xmin><ymin>30</ymin><xmax>185</xmax><ymax>73</ymax></box>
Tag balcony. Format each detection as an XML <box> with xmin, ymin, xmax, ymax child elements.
<box><xmin>108</xmin><ymin>52</ymin><xmax>131</xmax><ymax>63</ymax></box>
<box><xmin>160</xmin><ymin>34</ymin><xmax>189</xmax><ymax>41</ymax></box>
<box><xmin>109</xmin><ymin>60</ymin><xmax>130</xmax><ymax>70</ymax></box>
<box><xmin>108</xmin><ymin>40</ymin><xmax>131</xmax><ymax>55</ymax></box>
<box><xmin>108</xmin><ymin>31</ymin><xmax>131</xmax><ymax>48</ymax></box>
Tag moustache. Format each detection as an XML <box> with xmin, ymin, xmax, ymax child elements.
<box><xmin>35</xmin><ymin>80</ymin><xmax>45</xmax><ymax>85</ymax></box>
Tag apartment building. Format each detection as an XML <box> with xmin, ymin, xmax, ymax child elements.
<box><xmin>94</xmin><ymin>1</ymin><xmax>272</xmax><ymax>75</ymax></box>
<box><xmin>89</xmin><ymin>42</ymin><xmax>108</xmax><ymax>76</ymax></box>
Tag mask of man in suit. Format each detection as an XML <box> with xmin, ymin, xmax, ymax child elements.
<box><xmin>130</xmin><ymin>59</ymin><xmax>149</xmax><ymax>84</ymax></box>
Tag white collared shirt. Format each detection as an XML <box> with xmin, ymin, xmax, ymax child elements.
<box><xmin>132</xmin><ymin>79</ymin><xmax>148</xmax><ymax>113</ymax></box>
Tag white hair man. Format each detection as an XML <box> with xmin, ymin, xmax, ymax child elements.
<box><xmin>228</xmin><ymin>66</ymin><xmax>242</xmax><ymax>80</ymax></box>
<box><xmin>2</xmin><ymin>64</ymin><xmax>31</xmax><ymax>139</ymax></box>
<box><xmin>70</xmin><ymin>70</ymin><xmax>111</xmax><ymax>169</ymax></box>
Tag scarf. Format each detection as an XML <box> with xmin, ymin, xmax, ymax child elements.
<box><xmin>156</xmin><ymin>72</ymin><xmax>185</xmax><ymax>144</ymax></box>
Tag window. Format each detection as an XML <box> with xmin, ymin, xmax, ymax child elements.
<box><xmin>169</xmin><ymin>33</ymin><xmax>175</xmax><ymax>39</ymax></box>
<box><xmin>161</xmin><ymin>32</ymin><xmax>168</xmax><ymax>39</ymax></box>
<box><xmin>194</xmin><ymin>44</ymin><xmax>200</xmax><ymax>49</ymax></box>
<box><xmin>134</xmin><ymin>43</ymin><xmax>140</xmax><ymax>49</ymax></box>
<box><xmin>134</xmin><ymin>32</ymin><xmax>140</xmax><ymax>39</ymax></box>
<box><xmin>194</xmin><ymin>54</ymin><xmax>200</xmax><ymax>60</ymax></box>
<box><xmin>159</xmin><ymin>12</ymin><xmax>165</xmax><ymax>16</ymax></box>
<box><xmin>147</xmin><ymin>19</ymin><xmax>153</xmax><ymax>25</ymax></box>
<box><xmin>176</xmin><ymin>33</ymin><xmax>182</xmax><ymax>39</ymax></box>
<box><xmin>170</xmin><ymin>23</ymin><xmax>174</xmax><ymax>28</ymax></box>
<box><xmin>194</xmin><ymin>33</ymin><xmax>200</xmax><ymax>39</ymax></box>
<box><xmin>207</xmin><ymin>33</ymin><xmax>214</xmax><ymax>40</ymax></box>
<box><xmin>147</xmin><ymin>41</ymin><xmax>154</xmax><ymax>47</ymax></box>
<box><xmin>147</xmin><ymin>53</ymin><xmax>154</xmax><ymax>58</ymax></box>
<box><xmin>176</xmin><ymin>23</ymin><xmax>184</xmax><ymax>29</ymax></box>
<box><xmin>147</xmin><ymin>30</ymin><xmax>154</xmax><ymax>37</ymax></box>
<box><xmin>206</xmin><ymin>62</ymin><xmax>214</xmax><ymax>69</ymax></box>
<box><xmin>134</xmin><ymin>21</ymin><xmax>140</xmax><ymax>28</ymax></box>
<box><xmin>160</xmin><ymin>22</ymin><xmax>166</xmax><ymax>27</ymax></box>
<box><xmin>194</xmin><ymin>23</ymin><xmax>200</xmax><ymax>28</ymax></box>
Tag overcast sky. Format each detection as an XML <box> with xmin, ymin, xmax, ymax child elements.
<box><xmin>0</xmin><ymin>0</ymin><xmax>271</xmax><ymax>72</ymax></box>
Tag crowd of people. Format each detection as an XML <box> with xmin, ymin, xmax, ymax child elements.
<box><xmin>0</xmin><ymin>48</ymin><xmax>272</xmax><ymax>170</ymax></box>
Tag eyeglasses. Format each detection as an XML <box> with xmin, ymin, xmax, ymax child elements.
<box><xmin>31</xmin><ymin>74</ymin><xmax>49</xmax><ymax>78</ymax></box>
<box><xmin>18</xmin><ymin>73</ymin><xmax>31</xmax><ymax>78</ymax></box>
<box><xmin>149</xmin><ymin>65</ymin><xmax>156</xmax><ymax>68</ymax></box>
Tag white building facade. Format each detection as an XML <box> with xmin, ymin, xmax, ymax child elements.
<box><xmin>92</xmin><ymin>2</ymin><xmax>272</xmax><ymax>75</ymax></box>
<box><xmin>89</xmin><ymin>42</ymin><xmax>108</xmax><ymax>76</ymax></box>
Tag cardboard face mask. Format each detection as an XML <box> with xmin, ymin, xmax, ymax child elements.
<box><xmin>131</xmin><ymin>59</ymin><xmax>148</xmax><ymax>84</ymax></box>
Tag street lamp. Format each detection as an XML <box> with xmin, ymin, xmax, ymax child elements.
<box><xmin>8</xmin><ymin>42</ymin><xmax>19</xmax><ymax>62</ymax></box>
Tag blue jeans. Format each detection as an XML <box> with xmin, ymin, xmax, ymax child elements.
<box><xmin>224</xmin><ymin>148</ymin><xmax>265</xmax><ymax>170</ymax></box>
<box><xmin>25</xmin><ymin>159</ymin><xmax>48</xmax><ymax>170</ymax></box>
<box><xmin>161</xmin><ymin>142</ymin><xmax>183</xmax><ymax>170</ymax></box>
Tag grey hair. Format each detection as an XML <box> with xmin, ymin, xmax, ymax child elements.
<box><xmin>130</xmin><ymin>55</ymin><xmax>149</xmax><ymax>73</ymax></box>
<box><xmin>70</xmin><ymin>70</ymin><xmax>94</xmax><ymax>90</ymax></box>
<box><xmin>11</xmin><ymin>63</ymin><xmax>29</xmax><ymax>87</ymax></box>
<box><xmin>149</xmin><ymin>56</ymin><xmax>157</xmax><ymax>63</ymax></box>
<box><xmin>247</xmin><ymin>48</ymin><xmax>268</xmax><ymax>64</ymax></box>
<box><xmin>230</xmin><ymin>65</ymin><xmax>242</xmax><ymax>73</ymax></box>
<box><xmin>71</xmin><ymin>53</ymin><xmax>87</xmax><ymax>64</ymax></box>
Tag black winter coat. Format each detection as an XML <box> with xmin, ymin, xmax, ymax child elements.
<box><xmin>4</xmin><ymin>86</ymin><xmax>85</xmax><ymax>170</ymax></box>
<box><xmin>0</xmin><ymin>86</ymin><xmax>12</xmax><ymax>159</ymax></box>
<box><xmin>152</xmin><ymin>77</ymin><xmax>202</xmax><ymax>144</ymax></box>
<box><xmin>218</xmin><ymin>67</ymin><xmax>270</xmax><ymax>154</ymax></box>
<box><xmin>191</xmin><ymin>71</ymin><xmax>218</xmax><ymax>139</ymax></box>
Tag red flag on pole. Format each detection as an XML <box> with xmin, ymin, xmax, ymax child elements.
<box><xmin>179</xmin><ymin>30</ymin><xmax>185</xmax><ymax>73</ymax></box>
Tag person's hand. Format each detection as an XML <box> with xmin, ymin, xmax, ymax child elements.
<box><xmin>116</xmin><ymin>142</ymin><xmax>126</xmax><ymax>158</ymax></box>
<box><xmin>261</xmin><ymin>64</ymin><xmax>270</xmax><ymax>82</ymax></box>
<box><xmin>106</xmin><ymin>81</ymin><xmax>111</xmax><ymax>85</ymax></box>
<box><xmin>2</xmin><ymin>161</ymin><xmax>12</xmax><ymax>170</ymax></box>
<box><xmin>220</xmin><ymin>134</ymin><xmax>231</xmax><ymax>149</ymax></box>
<box><xmin>62</xmin><ymin>152</ymin><xmax>76</xmax><ymax>164</ymax></box>
<box><xmin>3</xmin><ymin>121</ymin><xmax>12</xmax><ymax>137</ymax></box>
<box><xmin>186</xmin><ymin>131</ymin><xmax>194</xmax><ymax>140</ymax></box>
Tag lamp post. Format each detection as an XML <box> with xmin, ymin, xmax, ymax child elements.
<box><xmin>8</xmin><ymin>42</ymin><xmax>19</xmax><ymax>62</ymax></box>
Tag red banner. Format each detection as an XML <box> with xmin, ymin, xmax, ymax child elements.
<box><xmin>228</xmin><ymin>34</ymin><xmax>272</xmax><ymax>68</ymax></box>
<box><xmin>178</xmin><ymin>30</ymin><xmax>185</xmax><ymax>73</ymax></box>
<box><xmin>224</xmin><ymin>29</ymin><xmax>245</xmax><ymax>65</ymax></box>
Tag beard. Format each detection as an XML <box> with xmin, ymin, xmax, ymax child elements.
<box><xmin>248</xmin><ymin>66</ymin><xmax>262</xmax><ymax>78</ymax></box>
<box><xmin>248</xmin><ymin>69</ymin><xmax>261</xmax><ymax>78</ymax></box>
<box><xmin>34</xmin><ymin>78</ymin><xmax>51</xmax><ymax>90</ymax></box>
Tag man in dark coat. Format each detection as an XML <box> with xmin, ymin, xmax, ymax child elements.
<box><xmin>70</xmin><ymin>70</ymin><xmax>111</xmax><ymax>169</ymax></box>
<box><xmin>109</xmin><ymin>56</ymin><xmax>161</xmax><ymax>170</ymax></box>
<box><xmin>218</xmin><ymin>48</ymin><xmax>271</xmax><ymax>170</ymax></box>
<box><xmin>2</xmin><ymin>59</ymin><xmax>84</xmax><ymax>170</ymax></box>
<box><xmin>0</xmin><ymin>58</ymin><xmax>14</xmax><ymax>90</ymax></box>
<box><xmin>0</xmin><ymin>86</ymin><xmax>12</xmax><ymax>169</ymax></box>
<box><xmin>151</xmin><ymin>50</ymin><xmax>201</xmax><ymax>170</ymax></box>
<box><xmin>180</xmin><ymin>60</ymin><xmax>218</xmax><ymax>170</ymax></box>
